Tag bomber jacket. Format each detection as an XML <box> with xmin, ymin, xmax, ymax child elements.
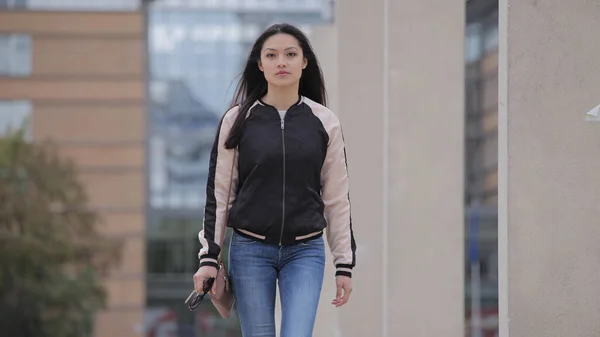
<box><xmin>197</xmin><ymin>96</ymin><xmax>356</xmax><ymax>278</ymax></box>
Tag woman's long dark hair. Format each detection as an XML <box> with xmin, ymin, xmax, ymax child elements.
<box><xmin>223</xmin><ymin>23</ymin><xmax>327</xmax><ymax>149</ymax></box>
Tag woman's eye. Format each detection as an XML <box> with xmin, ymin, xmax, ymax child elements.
<box><xmin>266</xmin><ymin>53</ymin><xmax>275</xmax><ymax>58</ymax></box>
<box><xmin>287</xmin><ymin>52</ymin><xmax>297</xmax><ymax>57</ymax></box>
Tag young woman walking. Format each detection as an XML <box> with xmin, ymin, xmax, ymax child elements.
<box><xmin>193</xmin><ymin>23</ymin><xmax>357</xmax><ymax>337</ymax></box>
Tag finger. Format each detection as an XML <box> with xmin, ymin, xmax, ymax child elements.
<box><xmin>340</xmin><ymin>289</ymin><xmax>352</xmax><ymax>306</ymax></box>
<box><xmin>196</xmin><ymin>275</ymin><xmax>205</xmax><ymax>287</ymax></box>
<box><xmin>336</xmin><ymin>284</ymin><xmax>343</xmax><ymax>300</ymax></box>
<box><xmin>333</xmin><ymin>293</ymin><xmax>344</xmax><ymax>306</ymax></box>
<box><xmin>195</xmin><ymin>276</ymin><xmax>206</xmax><ymax>292</ymax></box>
<box><xmin>336</xmin><ymin>286</ymin><xmax>352</xmax><ymax>307</ymax></box>
<box><xmin>211</xmin><ymin>280</ymin><xmax>218</xmax><ymax>295</ymax></box>
<box><xmin>336</xmin><ymin>291</ymin><xmax>347</xmax><ymax>306</ymax></box>
<box><xmin>332</xmin><ymin>286</ymin><xmax>342</xmax><ymax>303</ymax></box>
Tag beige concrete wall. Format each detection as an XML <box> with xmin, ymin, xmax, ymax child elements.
<box><xmin>499</xmin><ymin>1</ymin><xmax>600</xmax><ymax>336</ymax></box>
<box><xmin>330</xmin><ymin>0</ymin><xmax>466</xmax><ymax>336</ymax></box>
<box><xmin>336</xmin><ymin>2</ymin><xmax>385</xmax><ymax>336</ymax></box>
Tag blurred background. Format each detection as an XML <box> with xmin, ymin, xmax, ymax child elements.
<box><xmin>0</xmin><ymin>0</ymin><xmax>498</xmax><ymax>336</ymax></box>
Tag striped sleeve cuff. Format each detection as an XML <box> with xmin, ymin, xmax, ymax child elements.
<box><xmin>199</xmin><ymin>254</ymin><xmax>219</xmax><ymax>269</ymax></box>
<box><xmin>335</xmin><ymin>264</ymin><xmax>353</xmax><ymax>278</ymax></box>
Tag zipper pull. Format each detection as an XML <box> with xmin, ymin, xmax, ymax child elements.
<box><xmin>281</xmin><ymin>119</ymin><xmax>285</xmax><ymax>130</ymax></box>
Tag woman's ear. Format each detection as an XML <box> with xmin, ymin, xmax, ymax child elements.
<box><xmin>303</xmin><ymin>58</ymin><xmax>308</xmax><ymax>69</ymax></box>
<box><xmin>258</xmin><ymin>60</ymin><xmax>264</xmax><ymax>72</ymax></box>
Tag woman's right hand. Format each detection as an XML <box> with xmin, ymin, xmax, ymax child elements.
<box><xmin>193</xmin><ymin>265</ymin><xmax>218</xmax><ymax>294</ymax></box>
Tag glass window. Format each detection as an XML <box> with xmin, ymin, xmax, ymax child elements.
<box><xmin>484</xmin><ymin>24</ymin><xmax>499</xmax><ymax>53</ymax></box>
<box><xmin>482</xmin><ymin>134</ymin><xmax>498</xmax><ymax>174</ymax></box>
<box><xmin>465</xmin><ymin>22</ymin><xmax>482</xmax><ymax>63</ymax></box>
<box><xmin>152</xmin><ymin>0</ymin><xmax>324</xmax><ymax>12</ymax></box>
<box><xmin>0</xmin><ymin>101</ymin><xmax>32</xmax><ymax>139</ymax></box>
<box><xmin>483</xmin><ymin>12</ymin><xmax>499</xmax><ymax>54</ymax></box>
<box><xmin>0</xmin><ymin>0</ymin><xmax>27</xmax><ymax>8</ymax></box>
<box><xmin>146</xmin><ymin>217</ymin><xmax>203</xmax><ymax>274</ymax></box>
<box><xmin>0</xmin><ymin>34</ymin><xmax>32</xmax><ymax>77</ymax></box>
<box><xmin>465</xmin><ymin>80</ymin><xmax>481</xmax><ymax>115</ymax></box>
<box><xmin>147</xmin><ymin>10</ymin><xmax>242</xmax><ymax>211</ymax></box>
<box><xmin>1</xmin><ymin>0</ymin><xmax>140</xmax><ymax>10</ymax></box>
<box><xmin>147</xmin><ymin>237</ymin><xmax>201</xmax><ymax>274</ymax></box>
<box><xmin>482</xmin><ymin>73</ymin><xmax>498</xmax><ymax>112</ymax></box>
<box><xmin>145</xmin><ymin>2</ymin><xmax>330</xmax><ymax>335</ymax></box>
<box><xmin>464</xmin><ymin>3</ymin><xmax>499</xmax><ymax>337</ymax></box>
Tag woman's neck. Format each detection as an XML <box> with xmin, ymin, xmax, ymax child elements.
<box><xmin>262</xmin><ymin>85</ymin><xmax>300</xmax><ymax>111</ymax></box>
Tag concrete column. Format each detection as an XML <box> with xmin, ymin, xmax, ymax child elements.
<box><xmin>309</xmin><ymin>23</ymin><xmax>342</xmax><ymax>337</ymax></box>
<box><xmin>499</xmin><ymin>1</ymin><xmax>600</xmax><ymax>336</ymax></box>
<box><xmin>334</xmin><ymin>0</ymin><xmax>465</xmax><ymax>336</ymax></box>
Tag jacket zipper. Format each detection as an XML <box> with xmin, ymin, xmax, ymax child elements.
<box><xmin>279</xmin><ymin>116</ymin><xmax>286</xmax><ymax>246</ymax></box>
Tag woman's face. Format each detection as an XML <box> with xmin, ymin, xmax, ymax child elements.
<box><xmin>258</xmin><ymin>33</ymin><xmax>307</xmax><ymax>89</ymax></box>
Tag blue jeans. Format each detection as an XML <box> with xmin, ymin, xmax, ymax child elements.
<box><xmin>228</xmin><ymin>231</ymin><xmax>326</xmax><ymax>337</ymax></box>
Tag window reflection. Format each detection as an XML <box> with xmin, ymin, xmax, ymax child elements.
<box><xmin>145</xmin><ymin>215</ymin><xmax>240</xmax><ymax>336</ymax></box>
<box><xmin>145</xmin><ymin>5</ymin><xmax>245</xmax><ymax>336</ymax></box>
<box><xmin>0</xmin><ymin>101</ymin><xmax>32</xmax><ymax>140</ymax></box>
<box><xmin>0</xmin><ymin>34</ymin><xmax>31</xmax><ymax>77</ymax></box>
<box><xmin>147</xmin><ymin>10</ymin><xmax>245</xmax><ymax>211</ymax></box>
<box><xmin>148</xmin><ymin>80</ymin><xmax>219</xmax><ymax>210</ymax></box>
<box><xmin>465</xmin><ymin>1</ymin><xmax>499</xmax><ymax>336</ymax></box>
<box><xmin>0</xmin><ymin>0</ymin><xmax>139</xmax><ymax>11</ymax></box>
<box><xmin>145</xmin><ymin>1</ymin><xmax>331</xmax><ymax>335</ymax></box>
<box><xmin>147</xmin><ymin>237</ymin><xmax>201</xmax><ymax>274</ymax></box>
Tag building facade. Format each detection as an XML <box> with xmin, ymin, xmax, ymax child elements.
<box><xmin>465</xmin><ymin>0</ymin><xmax>499</xmax><ymax>335</ymax></box>
<box><xmin>143</xmin><ymin>1</ymin><xmax>333</xmax><ymax>335</ymax></box>
<box><xmin>0</xmin><ymin>2</ymin><xmax>147</xmax><ymax>336</ymax></box>
<box><xmin>1</xmin><ymin>0</ymin><xmax>504</xmax><ymax>336</ymax></box>
<box><xmin>0</xmin><ymin>1</ymin><xmax>336</xmax><ymax>336</ymax></box>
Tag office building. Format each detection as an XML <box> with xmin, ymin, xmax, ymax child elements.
<box><xmin>0</xmin><ymin>2</ymin><xmax>147</xmax><ymax>336</ymax></box>
<box><xmin>465</xmin><ymin>0</ymin><xmax>499</xmax><ymax>335</ymax></box>
<box><xmin>8</xmin><ymin>1</ymin><xmax>566</xmax><ymax>336</ymax></box>
<box><xmin>143</xmin><ymin>1</ymin><xmax>332</xmax><ymax>335</ymax></box>
<box><xmin>4</xmin><ymin>0</ymin><xmax>599</xmax><ymax>336</ymax></box>
<box><xmin>1</xmin><ymin>1</ymin><xmax>335</xmax><ymax>335</ymax></box>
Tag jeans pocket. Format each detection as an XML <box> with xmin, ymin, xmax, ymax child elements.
<box><xmin>231</xmin><ymin>232</ymin><xmax>258</xmax><ymax>245</ymax></box>
<box><xmin>299</xmin><ymin>235</ymin><xmax>324</xmax><ymax>247</ymax></box>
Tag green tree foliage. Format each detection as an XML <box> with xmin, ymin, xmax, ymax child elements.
<box><xmin>0</xmin><ymin>130</ymin><xmax>123</xmax><ymax>337</ymax></box>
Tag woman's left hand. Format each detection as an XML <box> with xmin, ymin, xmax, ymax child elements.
<box><xmin>332</xmin><ymin>275</ymin><xmax>353</xmax><ymax>307</ymax></box>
